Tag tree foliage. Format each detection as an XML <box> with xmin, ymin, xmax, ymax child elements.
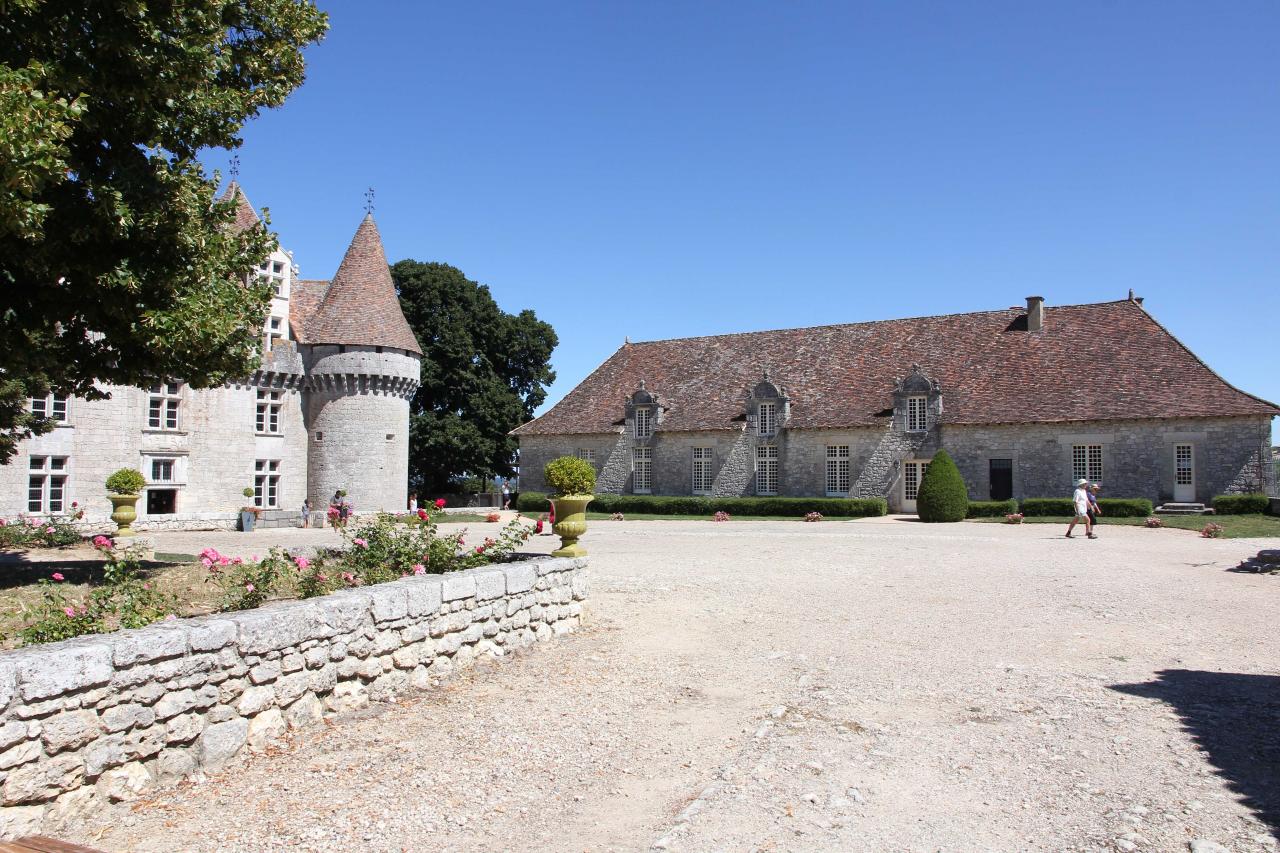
<box><xmin>391</xmin><ymin>260</ymin><xmax>557</xmax><ymax>493</ymax></box>
<box><xmin>915</xmin><ymin>449</ymin><xmax>969</xmax><ymax>523</ymax></box>
<box><xmin>0</xmin><ymin>0</ymin><xmax>328</xmax><ymax>462</ymax></box>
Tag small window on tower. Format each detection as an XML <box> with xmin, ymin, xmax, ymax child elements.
<box><xmin>315</xmin><ymin>431</ymin><xmax>324</xmax><ymax>442</ymax></box>
<box><xmin>385</xmin><ymin>433</ymin><xmax>394</xmax><ymax>441</ymax></box>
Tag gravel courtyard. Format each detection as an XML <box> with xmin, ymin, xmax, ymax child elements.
<box><xmin>60</xmin><ymin>518</ymin><xmax>1280</xmax><ymax>852</ymax></box>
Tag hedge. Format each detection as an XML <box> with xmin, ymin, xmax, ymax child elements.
<box><xmin>1018</xmin><ymin>497</ymin><xmax>1153</xmax><ymax>517</ymax></box>
<box><xmin>1211</xmin><ymin>493</ymin><xmax>1270</xmax><ymax>515</ymax></box>
<box><xmin>514</xmin><ymin>492</ymin><xmax>887</xmax><ymax>518</ymax></box>
<box><xmin>966</xmin><ymin>499</ymin><xmax>1019</xmax><ymax>518</ymax></box>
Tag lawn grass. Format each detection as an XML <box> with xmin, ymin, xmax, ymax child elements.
<box><xmin>583</xmin><ymin>512</ymin><xmax>841</xmax><ymax>522</ymax></box>
<box><xmin>972</xmin><ymin>513</ymin><xmax>1280</xmax><ymax>539</ymax></box>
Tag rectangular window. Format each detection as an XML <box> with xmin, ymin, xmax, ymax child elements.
<box><xmin>825</xmin><ymin>445</ymin><xmax>850</xmax><ymax>496</ymax></box>
<box><xmin>692</xmin><ymin>447</ymin><xmax>713</xmax><ymax>495</ymax></box>
<box><xmin>576</xmin><ymin>448</ymin><xmax>596</xmax><ymax>465</ymax></box>
<box><xmin>255</xmin><ymin>389</ymin><xmax>283</xmax><ymax>434</ymax></box>
<box><xmin>632</xmin><ymin>447</ymin><xmax>652</xmax><ymax>494</ymax></box>
<box><xmin>148</xmin><ymin>383</ymin><xmax>181</xmax><ymax>430</ymax></box>
<box><xmin>151</xmin><ymin>459</ymin><xmax>175</xmax><ymax>483</ymax></box>
<box><xmin>254</xmin><ymin>459</ymin><xmax>280</xmax><ymax>509</ymax></box>
<box><xmin>1072</xmin><ymin>444</ymin><xmax>1103</xmax><ymax>484</ymax></box>
<box><xmin>266</xmin><ymin>316</ymin><xmax>285</xmax><ymax>350</ymax></box>
<box><xmin>904</xmin><ymin>461</ymin><xmax>929</xmax><ymax>502</ymax></box>
<box><xmin>634</xmin><ymin>407</ymin><xmax>652</xmax><ymax>439</ymax></box>
<box><xmin>755</xmin><ymin>445</ymin><xmax>779</xmax><ymax>496</ymax></box>
<box><xmin>258</xmin><ymin>259</ymin><xmax>287</xmax><ymax>297</ymax></box>
<box><xmin>29</xmin><ymin>394</ymin><xmax>69</xmax><ymax>424</ymax></box>
<box><xmin>907</xmin><ymin>396</ymin><xmax>928</xmax><ymax>432</ymax></box>
<box><xmin>758</xmin><ymin>402</ymin><xmax>777</xmax><ymax>436</ymax></box>
<box><xmin>28</xmin><ymin>455</ymin><xmax>69</xmax><ymax>513</ymax></box>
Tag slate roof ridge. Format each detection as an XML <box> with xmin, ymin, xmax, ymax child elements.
<box><xmin>625</xmin><ymin>299</ymin><xmax>1137</xmax><ymax>347</ymax></box>
<box><xmin>1127</xmin><ymin>299</ymin><xmax>1280</xmax><ymax>411</ymax></box>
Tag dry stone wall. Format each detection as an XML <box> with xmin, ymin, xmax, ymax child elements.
<box><xmin>0</xmin><ymin>556</ymin><xmax>586</xmax><ymax>839</ymax></box>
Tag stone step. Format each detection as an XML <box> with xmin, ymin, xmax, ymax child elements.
<box><xmin>1154</xmin><ymin>503</ymin><xmax>1214</xmax><ymax>515</ymax></box>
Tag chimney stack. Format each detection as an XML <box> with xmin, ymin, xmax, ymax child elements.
<box><xmin>1026</xmin><ymin>296</ymin><xmax>1045</xmax><ymax>332</ymax></box>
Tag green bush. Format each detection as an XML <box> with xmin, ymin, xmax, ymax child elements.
<box><xmin>1211</xmin><ymin>493</ymin><xmax>1270</xmax><ymax>515</ymax></box>
<box><xmin>105</xmin><ymin>468</ymin><xmax>146</xmax><ymax>495</ymax></box>
<box><xmin>1018</xmin><ymin>497</ymin><xmax>1074</xmax><ymax>516</ymax></box>
<box><xmin>1018</xmin><ymin>497</ymin><xmax>1153</xmax><ymax>517</ymax></box>
<box><xmin>966</xmin><ymin>499</ymin><xmax>1019</xmax><ymax>518</ymax></box>
<box><xmin>1097</xmin><ymin>498</ymin><xmax>1154</xmax><ymax>517</ymax></box>
<box><xmin>516</xmin><ymin>492</ymin><xmax>888</xmax><ymax>518</ymax></box>
<box><xmin>543</xmin><ymin>456</ymin><xmax>597</xmax><ymax>496</ymax></box>
<box><xmin>915</xmin><ymin>450</ymin><xmax>968</xmax><ymax>523</ymax></box>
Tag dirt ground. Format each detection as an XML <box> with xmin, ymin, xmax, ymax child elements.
<box><xmin>55</xmin><ymin>517</ymin><xmax>1280</xmax><ymax>852</ymax></box>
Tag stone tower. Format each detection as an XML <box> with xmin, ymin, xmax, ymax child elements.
<box><xmin>302</xmin><ymin>214</ymin><xmax>421</xmax><ymax>515</ymax></box>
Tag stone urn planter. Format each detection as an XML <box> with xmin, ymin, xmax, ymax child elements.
<box><xmin>544</xmin><ymin>455</ymin><xmax>597</xmax><ymax>558</ymax></box>
<box><xmin>550</xmin><ymin>495</ymin><xmax>593</xmax><ymax>558</ymax></box>
<box><xmin>108</xmin><ymin>494</ymin><xmax>140</xmax><ymax>537</ymax></box>
<box><xmin>105</xmin><ymin>468</ymin><xmax>147</xmax><ymax>538</ymax></box>
<box><xmin>240</xmin><ymin>510</ymin><xmax>258</xmax><ymax>532</ymax></box>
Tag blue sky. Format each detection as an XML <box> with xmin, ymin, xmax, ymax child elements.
<box><xmin>216</xmin><ymin>1</ymin><xmax>1279</xmax><ymax>433</ymax></box>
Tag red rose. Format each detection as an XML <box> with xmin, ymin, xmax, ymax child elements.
<box><xmin>434</xmin><ymin>498</ymin><xmax>446</xmax><ymax>509</ymax></box>
<box><xmin>417</xmin><ymin>508</ymin><xmax>427</xmax><ymax>519</ymax></box>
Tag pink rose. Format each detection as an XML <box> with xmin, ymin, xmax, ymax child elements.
<box><xmin>294</xmin><ymin>556</ymin><xmax>311</xmax><ymax>570</ymax></box>
<box><xmin>200</xmin><ymin>557</ymin><xmax>214</xmax><ymax>569</ymax></box>
<box><xmin>51</xmin><ymin>572</ymin><xmax>64</xmax><ymax>582</ymax></box>
<box><xmin>244</xmin><ymin>583</ymin><xmax>254</xmax><ymax>593</ymax></box>
<box><xmin>63</xmin><ymin>606</ymin><xmax>75</xmax><ymax>617</ymax></box>
<box><xmin>45</xmin><ymin>526</ymin><xmax>55</xmax><ymax>534</ymax></box>
<box><xmin>93</xmin><ymin>535</ymin><xmax>112</xmax><ymax>548</ymax></box>
<box><xmin>412</xmin><ymin>563</ymin><xmax>426</xmax><ymax>575</ymax></box>
<box><xmin>353</xmin><ymin>538</ymin><xmax>367</xmax><ymax>548</ymax></box>
<box><xmin>341</xmin><ymin>572</ymin><xmax>356</xmax><ymax>584</ymax></box>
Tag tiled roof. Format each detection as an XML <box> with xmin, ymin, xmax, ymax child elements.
<box><xmin>288</xmin><ymin>279</ymin><xmax>330</xmax><ymax>343</ymax></box>
<box><xmin>218</xmin><ymin>181</ymin><xmax>261</xmax><ymax>230</ymax></box>
<box><xmin>304</xmin><ymin>215</ymin><xmax>422</xmax><ymax>355</ymax></box>
<box><xmin>514</xmin><ymin>300</ymin><xmax>1278</xmax><ymax>436</ymax></box>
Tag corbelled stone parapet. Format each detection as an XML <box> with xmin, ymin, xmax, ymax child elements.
<box><xmin>0</xmin><ymin>556</ymin><xmax>587</xmax><ymax>839</ymax></box>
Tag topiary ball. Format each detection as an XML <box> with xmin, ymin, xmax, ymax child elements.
<box><xmin>544</xmin><ymin>456</ymin><xmax>596</xmax><ymax>497</ymax></box>
<box><xmin>915</xmin><ymin>449</ymin><xmax>969</xmax><ymax>523</ymax></box>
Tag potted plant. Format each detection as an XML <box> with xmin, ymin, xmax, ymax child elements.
<box><xmin>240</xmin><ymin>487</ymin><xmax>259</xmax><ymax>532</ymax></box>
<box><xmin>543</xmin><ymin>456</ymin><xmax>595</xmax><ymax>558</ymax></box>
<box><xmin>105</xmin><ymin>468</ymin><xmax>146</xmax><ymax>537</ymax></box>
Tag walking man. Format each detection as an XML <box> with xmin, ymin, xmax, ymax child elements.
<box><xmin>1066</xmin><ymin>478</ymin><xmax>1096</xmax><ymax>539</ymax></box>
<box><xmin>501</xmin><ymin>480</ymin><xmax>511</xmax><ymax>510</ymax></box>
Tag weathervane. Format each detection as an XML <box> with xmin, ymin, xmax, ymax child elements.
<box><xmin>229</xmin><ymin>155</ymin><xmax>240</xmax><ymax>182</ymax></box>
<box><xmin>364</xmin><ymin>187</ymin><xmax>375</xmax><ymax>215</ymax></box>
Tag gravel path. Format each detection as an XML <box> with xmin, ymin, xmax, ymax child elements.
<box><xmin>58</xmin><ymin>518</ymin><xmax>1280</xmax><ymax>852</ymax></box>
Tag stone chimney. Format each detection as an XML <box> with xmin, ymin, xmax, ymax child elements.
<box><xmin>1026</xmin><ymin>295</ymin><xmax>1045</xmax><ymax>332</ymax></box>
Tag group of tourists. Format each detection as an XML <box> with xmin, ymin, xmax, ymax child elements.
<box><xmin>1066</xmin><ymin>479</ymin><xmax>1103</xmax><ymax>539</ymax></box>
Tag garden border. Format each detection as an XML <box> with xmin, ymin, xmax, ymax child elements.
<box><xmin>0</xmin><ymin>554</ymin><xmax>587</xmax><ymax>839</ymax></box>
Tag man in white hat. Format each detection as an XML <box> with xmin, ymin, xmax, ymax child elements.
<box><xmin>1066</xmin><ymin>478</ymin><xmax>1096</xmax><ymax>539</ymax></box>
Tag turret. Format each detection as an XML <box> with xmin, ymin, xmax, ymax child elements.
<box><xmin>300</xmin><ymin>214</ymin><xmax>421</xmax><ymax>515</ymax></box>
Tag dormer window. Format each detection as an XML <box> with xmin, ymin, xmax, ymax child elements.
<box><xmin>906</xmin><ymin>396</ymin><xmax>928</xmax><ymax>432</ymax></box>
<box><xmin>634</xmin><ymin>406</ymin><xmax>653</xmax><ymax>439</ymax></box>
<box><xmin>893</xmin><ymin>365</ymin><xmax>941</xmax><ymax>434</ymax></box>
<box><xmin>758</xmin><ymin>402</ymin><xmax>777</xmax><ymax>436</ymax></box>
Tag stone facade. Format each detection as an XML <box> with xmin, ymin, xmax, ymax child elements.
<box><xmin>0</xmin><ymin>556</ymin><xmax>587</xmax><ymax>839</ymax></box>
<box><xmin>2</xmin><ymin>197</ymin><xmax>421</xmax><ymax>529</ymax></box>
<box><xmin>518</xmin><ymin>415</ymin><xmax>1273</xmax><ymax>510</ymax></box>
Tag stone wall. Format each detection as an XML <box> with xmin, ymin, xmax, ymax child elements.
<box><xmin>519</xmin><ymin>416</ymin><xmax>1272</xmax><ymax>509</ymax></box>
<box><xmin>0</xmin><ymin>556</ymin><xmax>587</xmax><ymax>839</ymax></box>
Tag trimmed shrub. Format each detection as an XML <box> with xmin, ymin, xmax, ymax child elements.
<box><xmin>516</xmin><ymin>492</ymin><xmax>888</xmax><ymax>518</ymax></box>
<box><xmin>966</xmin><ymin>499</ymin><xmax>1019</xmax><ymax>518</ymax></box>
<box><xmin>1018</xmin><ymin>497</ymin><xmax>1074</xmax><ymax>516</ymax></box>
<box><xmin>543</xmin><ymin>456</ymin><xmax>596</xmax><ymax>496</ymax></box>
<box><xmin>1211</xmin><ymin>493</ymin><xmax>1269</xmax><ymax>515</ymax></box>
<box><xmin>1097</xmin><ymin>498</ymin><xmax>1153</xmax><ymax>517</ymax></box>
<box><xmin>105</xmin><ymin>468</ymin><xmax>146</xmax><ymax>495</ymax></box>
<box><xmin>915</xmin><ymin>450</ymin><xmax>968</xmax><ymax>523</ymax></box>
<box><xmin>1019</xmin><ymin>497</ymin><xmax>1153</xmax><ymax>517</ymax></box>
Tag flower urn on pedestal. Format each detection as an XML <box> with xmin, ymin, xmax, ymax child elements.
<box><xmin>240</xmin><ymin>487</ymin><xmax>258</xmax><ymax>532</ymax></box>
<box><xmin>544</xmin><ymin>456</ymin><xmax>596</xmax><ymax>558</ymax></box>
<box><xmin>105</xmin><ymin>469</ymin><xmax>146</xmax><ymax>537</ymax></box>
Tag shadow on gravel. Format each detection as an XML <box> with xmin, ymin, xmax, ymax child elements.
<box><xmin>1113</xmin><ymin>670</ymin><xmax>1280</xmax><ymax>835</ymax></box>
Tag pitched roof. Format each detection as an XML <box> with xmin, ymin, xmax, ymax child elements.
<box><xmin>218</xmin><ymin>181</ymin><xmax>261</xmax><ymax>230</ymax></box>
<box><xmin>303</xmin><ymin>214</ymin><xmax>422</xmax><ymax>354</ymax></box>
<box><xmin>514</xmin><ymin>300</ymin><xmax>1278</xmax><ymax>436</ymax></box>
<box><xmin>288</xmin><ymin>279</ymin><xmax>330</xmax><ymax>343</ymax></box>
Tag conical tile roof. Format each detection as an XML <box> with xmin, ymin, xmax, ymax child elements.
<box><xmin>305</xmin><ymin>214</ymin><xmax>422</xmax><ymax>355</ymax></box>
<box><xmin>218</xmin><ymin>181</ymin><xmax>261</xmax><ymax>230</ymax></box>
